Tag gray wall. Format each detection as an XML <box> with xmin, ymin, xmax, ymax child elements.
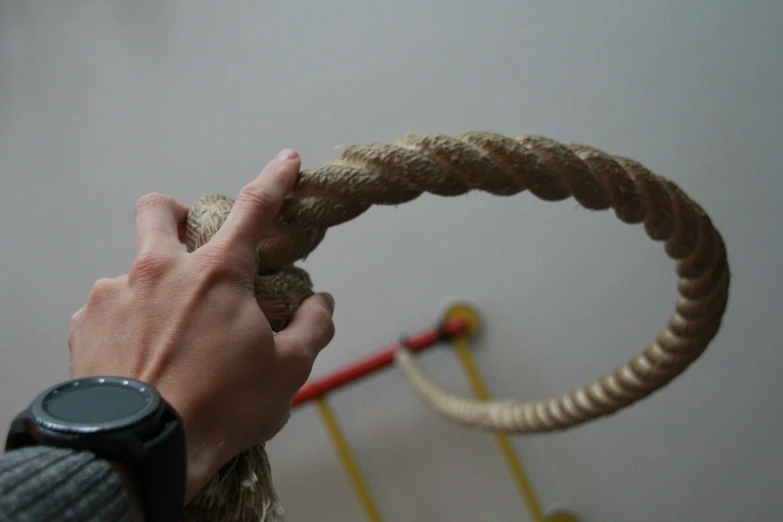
<box><xmin>1</xmin><ymin>2</ymin><xmax>781</xmax><ymax>521</ymax></box>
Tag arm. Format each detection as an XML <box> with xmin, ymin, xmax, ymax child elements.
<box><xmin>0</xmin><ymin>446</ymin><xmax>140</xmax><ymax>522</ymax></box>
<box><xmin>2</xmin><ymin>148</ymin><xmax>335</xmax><ymax>520</ymax></box>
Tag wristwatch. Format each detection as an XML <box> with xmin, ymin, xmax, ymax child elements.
<box><xmin>5</xmin><ymin>376</ymin><xmax>187</xmax><ymax>522</ymax></box>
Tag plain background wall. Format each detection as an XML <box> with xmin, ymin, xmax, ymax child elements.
<box><xmin>1</xmin><ymin>2</ymin><xmax>781</xmax><ymax>521</ymax></box>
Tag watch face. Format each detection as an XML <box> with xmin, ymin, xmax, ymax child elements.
<box><xmin>32</xmin><ymin>377</ymin><xmax>160</xmax><ymax>433</ymax></box>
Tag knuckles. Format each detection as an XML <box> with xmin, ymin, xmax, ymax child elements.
<box><xmin>309</xmin><ymin>305</ymin><xmax>336</xmax><ymax>346</ymax></box>
<box><xmin>237</xmin><ymin>182</ymin><xmax>280</xmax><ymax>213</ymax></box>
<box><xmin>195</xmin><ymin>245</ymin><xmax>232</xmax><ymax>274</ymax></box>
<box><xmin>129</xmin><ymin>251</ymin><xmax>175</xmax><ymax>285</ymax></box>
<box><xmin>135</xmin><ymin>192</ymin><xmax>175</xmax><ymax>216</ymax></box>
<box><xmin>69</xmin><ymin>309</ymin><xmax>84</xmax><ymax>329</ymax></box>
<box><xmin>87</xmin><ymin>277</ymin><xmax>120</xmax><ymax>304</ymax></box>
<box><xmin>193</xmin><ymin>244</ymin><xmax>246</xmax><ymax>286</ymax></box>
<box><xmin>276</xmin><ymin>302</ymin><xmax>336</xmax><ymax>388</ymax></box>
<box><xmin>68</xmin><ymin>309</ymin><xmax>84</xmax><ymax>354</ymax></box>
<box><xmin>281</xmin><ymin>341</ymin><xmax>316</xmax><ymax>387</ymax></box>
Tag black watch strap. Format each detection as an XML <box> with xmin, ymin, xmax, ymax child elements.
<box><xmin>137</xmin><ymin>401</ymin><xmax>187</xmax><ymax>522</ymax></box>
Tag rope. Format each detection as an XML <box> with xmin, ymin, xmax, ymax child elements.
<box><xmin>452</xmin><ymin>338</ymin><xmax>547</xmax><ymax>522</ymax></box>
<box><xmin>183</xmin><ymin>131</ymin><xmax>730</xmax><ymax>520</ymax></box>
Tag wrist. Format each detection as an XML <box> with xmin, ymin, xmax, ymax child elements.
<box><xmin>164</xmin><ymin>395</ymin><xmax>231</xmax><ymax>503</ymax></box>
<box><xmin>181</xmin><ymin>428</ymin><xmax>230</xmax><ymax>503</ymax></box>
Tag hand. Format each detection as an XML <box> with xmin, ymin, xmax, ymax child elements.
<box><xmin>68</xmin><ymin>148</ymin><xmax>335</xmax><ymax>503</ymax></box>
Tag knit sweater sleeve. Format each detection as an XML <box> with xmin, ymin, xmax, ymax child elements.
<box><xmin>0</xmin><ymin>446</ymin><xmax>133</xmax><ymax>522</ymax></box>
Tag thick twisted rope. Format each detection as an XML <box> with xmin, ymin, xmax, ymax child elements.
<box><xmin>182</xmin><ymin>131</ymin><xmax>730</xmax><ymax>521</ymax></box>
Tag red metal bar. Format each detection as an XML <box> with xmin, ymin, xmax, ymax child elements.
<box><xmin>292</xmin><ymin>316</ymin><xmax>469</xmax><ymax>407</ymax></box>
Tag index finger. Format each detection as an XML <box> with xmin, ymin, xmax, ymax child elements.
<box><xmin>212</xmin><ymin>148</ymin><xmax>300</xmax><ymax>255</ymax></box>
<box><xmin>135</xmin><ymin>193</ymin><xmax>189</xmax><ymax>256</ymax></box>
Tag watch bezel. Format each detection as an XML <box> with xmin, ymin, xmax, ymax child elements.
<box><xmin>30</xmin><ymin>376</ymin><xmax>161</xmax><ymax>434</ymax></box>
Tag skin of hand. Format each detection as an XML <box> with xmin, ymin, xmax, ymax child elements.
<box><xmin>67</xmin><ymin>148</ymin><xmax>335</xmax><ymax>508</ymax></box>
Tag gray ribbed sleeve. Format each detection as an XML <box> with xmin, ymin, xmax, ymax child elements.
<box><xmin>0</xmin><ymin>447</ymin><xmax>133</xmax><ymax>522</ymax></box>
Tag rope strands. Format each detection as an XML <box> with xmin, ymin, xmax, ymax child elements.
<box><xmin>181</xmin><ymin>131</ymin><xmax>730</xmax><ymax>521</ymax></box>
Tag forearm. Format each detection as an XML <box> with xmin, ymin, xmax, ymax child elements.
<box><xmin>0</xmin><ymin>447</ymin><xmax>136</xmax><ymax>522</ymax></box>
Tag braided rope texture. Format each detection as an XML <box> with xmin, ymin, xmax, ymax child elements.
<box><xmin>183</xmin><ymin>444</ymin><xmax>284</xmax><ymax>522</ymax></box>
<box><xmin>183</xmin><ymin>131</ymin><xmax>730</xmax><ymax>520</ymax></box>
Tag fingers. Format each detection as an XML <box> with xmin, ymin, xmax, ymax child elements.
<box><xmin>212</xmin><ymin>149</ymin><xmax>300</xmax><ymax>259</ymax></box>
<box><xmin>275</xmin><ymin>292</ymin><xmax>335</xmax><ymax>370</ymax></box>
<box><xmin>135</xmin><ymin>193</ymin><xmax>189</xmax><ymax>256</ymax></box>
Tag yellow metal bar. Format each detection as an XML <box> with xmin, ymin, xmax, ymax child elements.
<box><xmin>453</xmin><ymin>338</ymin><xmax>547</xmax><ymax>522</ymax></box>
<box><xmin>316</xmin><ymin>397</ymin><xmax>385</xmax><ymax>522</ymax></box>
